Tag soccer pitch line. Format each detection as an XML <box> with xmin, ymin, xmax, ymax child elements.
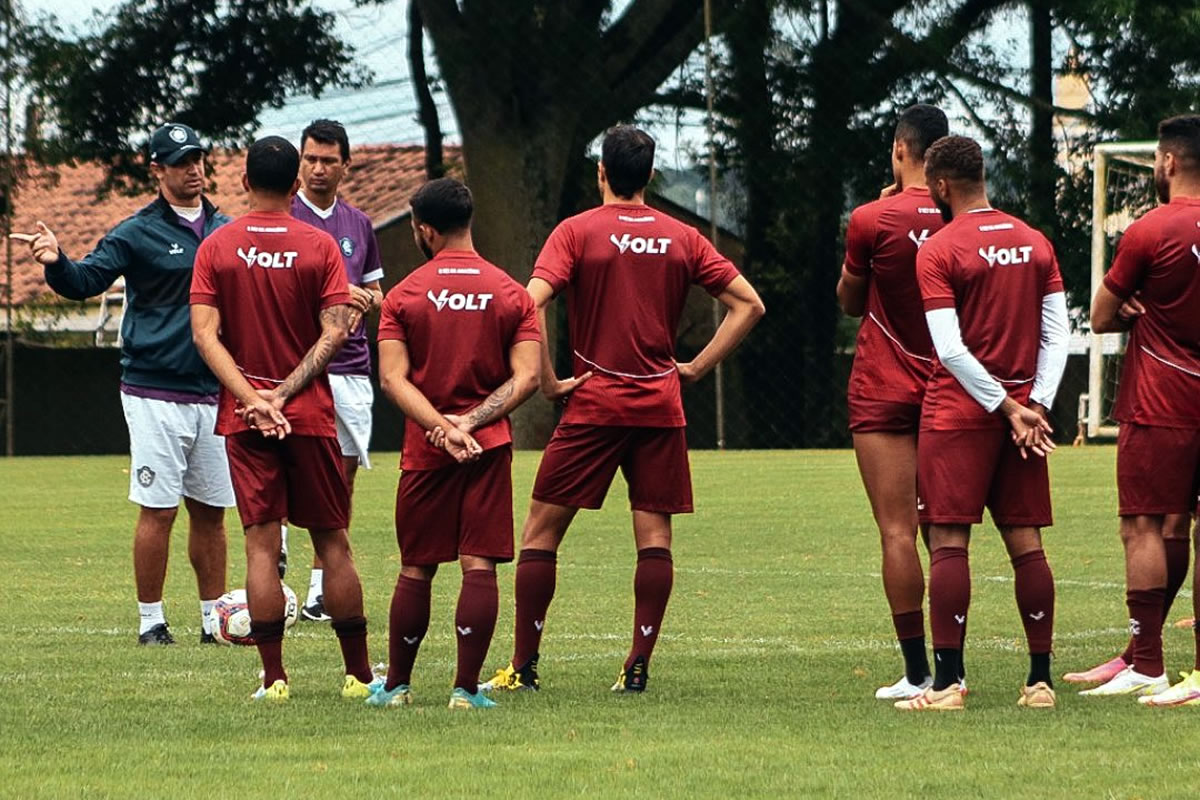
<box><xmin>567</xmin><ymin>563</ymin><xmax>1192</xmax><ymax>598</ymax></box>
<box><xmin>2</xmin><ymin>622</ymin><xmax>1130</xmax><ymax>656</ymax></box>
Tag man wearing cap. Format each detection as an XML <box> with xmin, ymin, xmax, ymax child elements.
<box><xmin>13</xmin><ymin>123</ymin><xmax>234</xmax><ymax>646</ymax></box>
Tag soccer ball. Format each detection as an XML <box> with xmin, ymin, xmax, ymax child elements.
<box><xmin>211</xmin><ymin>584</ymin><xmax>299</xmax><ymax>646</ymax></box>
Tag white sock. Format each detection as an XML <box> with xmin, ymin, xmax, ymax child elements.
<box><xmin>201</xmin><ymin>599</ymin><xmax>218</xmax><ymax>634</ymax></box>
<box><xmin>280</xmin><ymin>525</ymin><xmax>289</xmax><ymax>556</ymax></box>
<box><xmin>138</xmin><ymin>601</ymin><xmax>166</xmax><ymax>635</ymax></box>
<box><xmin>306</xmin><ymin>569</ymin><xmax>324</xmax><ymax>606</ymax></box>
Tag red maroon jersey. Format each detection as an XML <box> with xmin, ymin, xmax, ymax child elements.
<box><xmin>190</xmin><ymin>210</ymin><xmax>350</xmax><ymax>437</ymax></box>
<box><xmin>377</xmin><ymin>250</ymin><xmax>540</xmax><ymax>470</ymax></box>
<box><xmin>1104</xmin><ymin>196</ymin><xmax>1200</xmax><ymax>428</ymax></box>
<box><xmin>532</xmin><ymin>203</ymin><xmax>741</xmax><ymax>427</ymax></box>
<box><xmin>843</xmin><ymin>186</ymin><xmax>945</xmax><ymax>405</ymax></box>
<box><xmin>916</xmin><ymin>208</ymin><xmax>1063</xmax><ymax>430</ymax></box>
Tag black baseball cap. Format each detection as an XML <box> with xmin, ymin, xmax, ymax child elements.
<box><xmin>149</xmin><ymin>123</ymin><xmax>206</xmax><ymax>165</ymax></box>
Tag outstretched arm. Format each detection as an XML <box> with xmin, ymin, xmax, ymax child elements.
<box><xmin>13</xmin><ymin>221</ymin><xmax>126</xmax><ymax>300</ymax></box>
<box><xmin>676</xmin><ymin>275</ymin><xmax>766</xmax><ymax>383</ymax></box>
<box><xmin>378</xmin><ymin>338</ymin><xmax>481</xmax><ymax>462</ymax></box>
<box><xmin>191</xmin><ymin>304</ymin><xmax>290</xmax><ymax>437</ymax></box>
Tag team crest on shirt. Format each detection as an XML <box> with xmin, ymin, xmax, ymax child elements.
<box><xmin>136</xmin><ymin>466</ymin><xmax>156</xmax><ymax>487</ymax></box>
<box><xmin>339</xmin><ymin>236</ymin><xmax>355</xmax><ymax>257</ymax></box>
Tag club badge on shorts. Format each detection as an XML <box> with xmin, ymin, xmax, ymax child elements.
<box><xmin>137</xmin><ymin>466</ymin><xmax>156</xmax><ymax>487</ymax></box>
<box><xmin>339</xmin><ymin>236</ymin><xmax>355</xmax><ymax>257</ymax></box>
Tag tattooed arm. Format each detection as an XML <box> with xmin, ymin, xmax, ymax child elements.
<box><xmin>275</xmin><ymin>303</ymin><xmax>353</xmax><ymax>403</ymax></box>
<box><xmin>454</xmin><ymin>340</ymin><xmax>541</xmax><ymax>433</ymax></box>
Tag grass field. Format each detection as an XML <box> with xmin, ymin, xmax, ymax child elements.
<box><xmin>2</xmin><ymin>447</ymin><xmax>1197</xmax><ymax>799</ymax></box>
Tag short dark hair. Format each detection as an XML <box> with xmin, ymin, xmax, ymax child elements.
<box><xmin>301</xmin><ymin>118</ymin><xmax>350</xmax><ymax>162</ymax></box>
<box><xmin>411</xmin><ymin>177</ymin><xmax>473</xmax><ymax>233</ymax></box>
<box><xmin>246</xmin><ymin>136</ymin><xmax>300</xmax><ymax>195</ymax></box>
<box><xmin>601</xmin><ymin>125</ymin><xmax>655</xmax><ymax>198</ymax></box>
<box><xmin>1158</xmin><ymin>114</ymin><xmax>1200</xmax><ymax>172</ymax></box>
<box><xmin>924</xmin><ymin>135</ymin><xmax>985</xmax><ymax>185</ymax></box>
<box><xmin>895</xmin><ymin>104</ymin><xmax>949</xmax><ymax>159</ymax></box>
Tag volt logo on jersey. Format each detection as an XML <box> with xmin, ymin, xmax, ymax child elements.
<box><xmin>907</xmin><ymin>229</ymin><xmax>931</xmax><ymax>249</ymax></box>
<box><xmin>426</xmin><ymin>289</ymin><xmax>493</xmax><ymax>311</ymax></box>
<box><xmin>978</xmin><ymin>244</ymin><xmax>1033</xmax><ymax>268</ymax></box>
<box><xmin>237</xmin><ymin>246</ymin><xmax>299</xmax><ymax>270</ymax></box>
<box><xmin>168</xmin><ymin>243</ymin><xmax>184</xmax><ymax>255</ymax></box>
<box><xmin>610</xmin><ymin>233</ymin><xmax>671</xmax><ymax>254</ymax></box>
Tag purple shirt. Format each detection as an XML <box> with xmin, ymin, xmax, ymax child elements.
<box><xmin>290</xmin><ymin>192</ymin><xmax>384</xmax><ymax>375</ymax></box>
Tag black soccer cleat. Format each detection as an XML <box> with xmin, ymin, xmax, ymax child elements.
<box><xmin>137</xmin><ymin>623</ymin><xmax>176</xmax><ymax>646</ymax></box>
<box><xmin>300</xmin><ymin>596</ymin><xmax>331</xmax><ymax>622</ymax></box>
<box><xmin>611</xmin><ymin>656</ymin><xmax>648</xmax><ymax>693</ymax></box>
<box><xmin>200</xmin><ymin>631</ymin><xmax>217</xmax><ymax>645</ymax></box>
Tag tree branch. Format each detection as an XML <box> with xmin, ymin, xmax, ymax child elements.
<box><xmin>409</xmin><ymin>0</ymin><xmax>445</xmax><ymax>179</ymax></box>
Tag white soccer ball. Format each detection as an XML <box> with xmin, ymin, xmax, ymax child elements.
<box><xmin>212</xmin><ymin>584</ymin><xmax>298</xmax><ymax>646</ymax></box>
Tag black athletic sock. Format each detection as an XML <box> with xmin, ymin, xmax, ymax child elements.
<box><xmin>932</xmin><ymin>648</ymin><xmax>962</xmax><ymax>691</ymax></box>
<box><xmin>1028</xmin><ymin>653</ymin><xmax>1052</xmax><ymax>688</ymax></box>
<box><xmin>899</xmin><ymin>636</ymin><xmax>931</xmax><ymax>685</ymax></box>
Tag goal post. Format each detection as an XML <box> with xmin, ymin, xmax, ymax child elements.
<box><xmin>1084</xmin><ymin>141</ymin><xmax>1157</xmax><ymax>440</ymax></box>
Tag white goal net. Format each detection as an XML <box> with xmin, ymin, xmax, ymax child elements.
<box><xmin>1084</xmin><ymin>141</ymin><xmax>1158</xmax><ymax>440</ymax></box>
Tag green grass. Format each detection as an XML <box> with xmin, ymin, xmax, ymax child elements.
<box><xmin>1</xmin><ymin>448</ymin><xmax>1195</xmax><ymax>799</ymax></box>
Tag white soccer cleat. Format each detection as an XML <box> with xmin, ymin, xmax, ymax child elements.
<box><xmin>875</xmin><ymin>675</ymin><xmax>932</xmax><ymax>700</ymax></box>
<box><xmin>1138</xmin><ymin>669</ymin><xmax>1200</xmax><ymax>707</ymax></box>
<box><xmin>1078</xmin><ymin>666</ymin><xmax>1168</xmax><ymax>697</ymax></box>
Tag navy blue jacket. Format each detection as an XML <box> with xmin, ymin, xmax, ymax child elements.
<box><xmin>44</xmin><ymin>195</ymin><xmax>229</xmax><ymax>395</ymax></box>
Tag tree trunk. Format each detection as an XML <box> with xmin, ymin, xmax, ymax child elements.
<box><xmin>1028</xmin><ymin>1</ymin><xmax>1056</xmax><ymax>237</ymax></box>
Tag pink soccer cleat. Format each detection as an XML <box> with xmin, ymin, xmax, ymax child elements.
<box><xmin>1064</xmin><ymin>656</ymin><xmax>1128</xmax><ymax>684</ymax></box>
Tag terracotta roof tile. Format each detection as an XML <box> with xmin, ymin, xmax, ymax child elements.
<box><xmin>7</xmin><ymin>144</ymin><xmax>456</xmax><ymax>305</ymax></box>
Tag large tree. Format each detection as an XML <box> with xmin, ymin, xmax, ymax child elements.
<box><xmin>412</xmin><ymin>0</ymin><xmax>730</xmax><ymax>445</ymax></box>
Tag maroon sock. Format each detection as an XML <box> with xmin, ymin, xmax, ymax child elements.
<box><xmin>1011</xmin><ymin>549</ymin><xmax>1055</xmax><ymax>654</ymax></box>
<box><xmin>929</xmin><ymin>547</ymin><xmax>970</xmax><ymax>650</ymax></box>
<box><xmin>331</xmin><ymin>616</ymin><xmax>372</xmax><ymax>684</ymax></box>
<box><xmin>625</xmin><ymin>548</ymin><xmax>674</xmax><ymax>670</ymax></box>
<box><xmin>387</xmin><ymin>575</ymin><xmax>431</xmax><ymax>689</ymax></box>
<box><xmin>892</xmin><ymin>609</ymin><xmax>925</xmax><ymax>641</ymax></box>
<box><xmin>1127</xmin><ymin>587</ymin><xmax>1166</xmax><ymax>676</ymax></box>
<box><xmin>1121</xmin><ymin>541</ymin><xmax>1190</xmax><ymax>665</ymax></box>
<box><xmin>513</xmin><ymin>549</ymin><xmax>557</xmax><ymax>667</ymax></box>
<box><xmin>1163</xmin><ymin>538</ymin><xmax>1191</xmax><ymax>618</ymax></box>
<box><xmin>454</xmin><ymin>569</ymin><xmax>499</xmax><ymax>692</ymax></box>
<box><xmin>251</xmin><ymin>619</ymin><xmax>287</xmax><ymax>687</ymax></box>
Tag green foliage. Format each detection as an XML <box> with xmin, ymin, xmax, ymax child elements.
<box><xmin>2</xmin><ymin>448</ymin><xmax>1197</xmax><ymax>798</ymax></box>
<box><xmin>21</xmin><ymin>0</ymin><xmax>367</xmax><ymax>195</ymax></box>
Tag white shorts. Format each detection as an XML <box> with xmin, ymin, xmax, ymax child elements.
<box><xmin>330</xmin><ymin>373</ymin><xmax>373</xmax><ymax>469</ymax></box>
<box><xmin>120</xmin><ymin>392</ymin><xmax>236</xmax><ymax>509</ymax></box>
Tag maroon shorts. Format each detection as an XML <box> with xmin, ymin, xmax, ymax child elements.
<box><xmin>532</xmin><ymin>424</ymin><xmax>693</xmax><ymax>514</ymax></box>
<box><xmin>225</xmin><ymin>433</ymin><xmax>349</xmax><ymax>531</ymax></box>
<box><xmin>848</xmin><ymin>396</ymin><xmax>921</xmax><ymax>434</ymax></box>
<box><xmin>917</xmin><ymin>428</ymin><xmax>1052</xmax><ymax>527</ymax></box>
<box><xmin>1117</xmin><ymin>423</ymin><xmax>1200</xmax><ymax>516</ymax></box>
<box><xmin>395</xmin><ymin>446</ymin><xmax>514</xmax><ymax>566</ymax></box>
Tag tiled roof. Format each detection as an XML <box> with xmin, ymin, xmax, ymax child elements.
<box><xmin>7</xmin><ymin>144</ymin><xmax>451</xmax><ymax>306</ymax></box>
